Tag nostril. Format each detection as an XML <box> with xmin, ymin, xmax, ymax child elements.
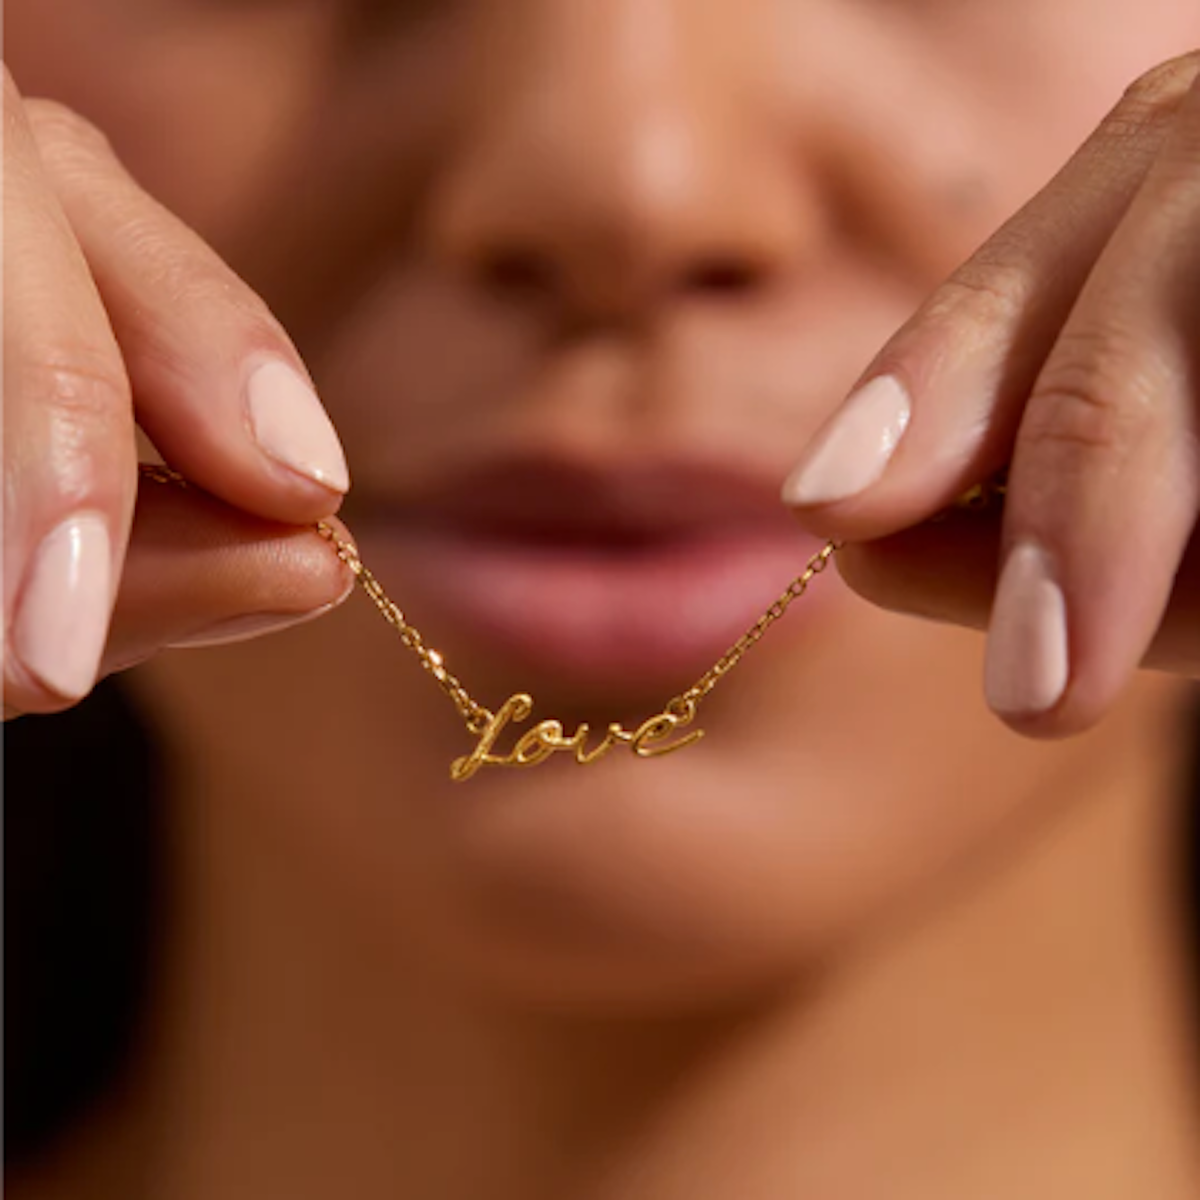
<box><xmin>469</xmin><ymin>245</ymin><xmax>769</xmax><ymax>313</ymax></box>
<box><xmin>477</xmin><ymin>249</ymin><xmax>558</xmax><ymax>300</ymax></box>
<box><xmin>682</xmin><ymin>258</ymin><xmax>764</xmax><ymax>297</ymax></box>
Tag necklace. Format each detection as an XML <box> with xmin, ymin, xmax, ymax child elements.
<box><xmin>141</xmin><ymin>463</ymin><xmax>1002</xmax><ymax>782</ymax></box>
<box><xmin>315</xmin><ymin>520</ymin><xmax>837</xmax><ymax>781</ymax></box>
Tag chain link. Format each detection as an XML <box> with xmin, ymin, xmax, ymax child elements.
<box><xmin>665</xmin><ymin>539</ymin><xmax>838</xmax><ymax>719</ymax></box>
<box><xmin>316</xmin><ymin>519</ymin><xmax>838</xmax><ymax>733</ymax></box>
<box><xmin>313</xmin><ymin>522</ymin><xmax>496</xmax><ymax>733</ymax></box>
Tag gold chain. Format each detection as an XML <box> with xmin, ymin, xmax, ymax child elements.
<box><xmin>664</xmin><ymin>540</ymin><xmax>837</xmax><ymax>722</ymax></box>
<box><xmin>313</xmin><ymin>521</ymin><xmax>496</xmax><ymax>733</ymax></box>
<box><xmin>139</xmin><ymin>461</ymin><xmax>1004</xmax><ymax>780</ymax></box>
<box><xmin>314</xmin><ymin>518</ymin><xmax>838</xmax><ymax>733</ymax></box>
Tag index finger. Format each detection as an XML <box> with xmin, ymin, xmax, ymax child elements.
<box><xmin>781</xmin><ymin>53</ymin><xmax>1200</xmax><ymax>538</ymax></box>
<box><xmin>28</xmin><ymin>99</ymin><xmax>350</xmax><ymax>525</ymax></box>
<box><xmin>4</xmin><ymin>73</ymin><xmax>133</xmax><ymax>710</ymax></box>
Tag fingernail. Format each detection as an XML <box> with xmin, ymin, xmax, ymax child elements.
<box><xmin>168</xmin><ymin>587</ymin><xmax>352</xmax><ymax>649</ymax></box>
<box><xmin>13</xmin><ymin>514</ymin><xmax>113</xmax><ymax>700</ymax></box>
<box><xmin>985</xmin><ymin>541</ymin><xmax>1069</xmax><ymax>717</ymax></box>
<box><xmin>246</xmin><ymin>360</ymin><xmax>350</xmax><ymax>493</ymax></box>
<box><xmin>782</xmin><ymin>375</ymin><xmax>911</xmax><ymax>506</ymax></box>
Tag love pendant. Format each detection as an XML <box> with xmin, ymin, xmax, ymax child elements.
<box><xmin>314</xmin><ymin>518</ymin><xmax>840</xmax><ymax>783</ymax></box>
<box><xmin>309</xmin><ymin>516</ymin><xmax>839</xmax><ymax>782</ymax></box>
<box><xmin>449</xmin><ymin>693</ymin><xmax>704</xmax><ymax>781</ymax></box>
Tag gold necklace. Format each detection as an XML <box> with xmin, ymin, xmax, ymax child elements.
<box><xmin>315</xmin><ymin>520</ymin><xmax>837</xmax><ymax>781</ymax></box>
<box><xmin>142</xmin><ymin>463</ymin><xmax>1002</xmax><ymax>782</ymax></box>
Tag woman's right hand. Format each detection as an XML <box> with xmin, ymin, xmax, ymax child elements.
<box><xmin>3</xmin><ymin>69</ymin><xmax>355</xmax><ymax>719</ymax></box>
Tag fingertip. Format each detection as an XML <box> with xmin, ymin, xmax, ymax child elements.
<box><xmin>166</xmin><ymin>573</ymin><xmax>354</xmax><ymax>649</ymax></box>
<box><xmin>831</xmin><ymin>515</ymin><xmax>1002</xmax><ymax>627</ymax></box>
<box><xmin>987</xmin><ymin>682</ymin><xmax>1115</xmax><ymax>741</ymax></box>
<box><xmin>100</xmin><ymin>486</ymin><xmax>358</xmax><ymax>672</ymax></box>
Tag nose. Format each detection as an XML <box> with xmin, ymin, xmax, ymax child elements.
<box><xmin>427</xmin><ymin>0</ymin><xmax>810</xmax><ymax>324</ymax></box>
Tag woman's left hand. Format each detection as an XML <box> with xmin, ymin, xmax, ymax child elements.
<box><xmin>784</xmin><ymin>52</ymin><xmax>1200</xmax><ymax>737</ymax></box>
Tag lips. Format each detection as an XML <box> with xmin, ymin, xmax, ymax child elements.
<box><xmin>348</xmin><ymin>458</ymin><xmax>834</xmax><ymax>690</ymax></box>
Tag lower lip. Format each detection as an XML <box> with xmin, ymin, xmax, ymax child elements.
<box><xmin>356</xmin><ymin>521</ymin><xmax>838</xmax><ymax>689</ymax></box>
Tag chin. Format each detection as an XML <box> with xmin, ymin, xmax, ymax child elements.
<box><xmin>399</xmin><ymin>760</ymin><xmax>839</xmax><ymax>1013</ymax></box>
<box><xmin>351</xmin><ymin>724</ymin><xmax>1001</xmax><ymax>1014</ymax></box>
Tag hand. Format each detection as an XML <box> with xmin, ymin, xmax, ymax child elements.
<box><xmin>3</xmin><ymin>69</ymin><xmax>353</xmax><ymax>719</ymax></box>
<box><xmin>783</xmin><ymin>52</ymin><xmax>1200</xmax><ymax>738</ymax></box>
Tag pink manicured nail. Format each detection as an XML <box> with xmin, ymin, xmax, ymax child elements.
<box><xmin>782</xmin><ymin>375</ymin><xmax>911</xmax><ymax>506</ymax></box>
<box><xmin>13</xmin><ymin>514</ymin><xmax>113</xmax><ymax>700</ymax></box>
<box><xmin>985</xmin><ymin>541</ymin><xmax>1069</xmax><ymax>717</ymax></box>
<box><xmin>247</xmin><ymin>360</ymin><xmax>350</xmax><ymax>493</ymax></box>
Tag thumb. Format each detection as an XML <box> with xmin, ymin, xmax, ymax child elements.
<box><xmin>838</xmin><ymin>510</ymin><xmax>1200</xmax><ymax>677</ymax></box>
<box><xmin>104</xmin><ymin>472</ymin><xmax>354</xmax><ymax>676</ymax></box>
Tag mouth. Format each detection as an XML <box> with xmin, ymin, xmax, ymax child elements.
<box><xmin>347</xmin><ymin>457</ymin><xmax>833</xmax><ymax>693</ymax></box>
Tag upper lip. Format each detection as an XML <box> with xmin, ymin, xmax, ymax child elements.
<box><xmin>351</xmin><ymin>455</ymin><xmax>801</xmax><ymax>543</ymax></box>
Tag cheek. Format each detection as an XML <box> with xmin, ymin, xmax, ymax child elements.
<box><xmin>4</xmin><ymin>1</ymin><xmax>336</xmax><ymax>236</ymax></box>
<box><xmin>964</xmin><ymin>2</ymin><xmax>1200</xmax><ymax>168</ymax></box>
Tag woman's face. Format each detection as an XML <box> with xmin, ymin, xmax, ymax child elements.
<box><xmin>9</xmin><ymin>1</ymin><xmax>1196</xmax><ymax>1005</ymax></box>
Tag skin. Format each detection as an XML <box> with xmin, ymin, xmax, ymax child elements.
<box><xmin>4</xmin><ymin>2</ymin><xmax>1200</xmax><ymax>1197</ymax></box>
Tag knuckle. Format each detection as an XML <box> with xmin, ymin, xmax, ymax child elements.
<box><xmin>1023</xmin><ymin>384</ymin><xmax>1123</xmax><ymax>459</ymax></box>
<box><xmin>14</xmin><ymin>353</ymin><xmax>134</xmax><ymax>508</ymax></box>
<box><xmin>925</xmin><ymin>253</ymin><xmax>1034</xmax><ymax>329</ymax></box>
<box><xmin>21</xmin><ymin>352</ymin><xmax>132</xmax><ymax>437</ymax></box>
<box><xmin>1022</xmin><ymin>327</ymin><xmax>1153</xmax><ymax>459</ymax></box>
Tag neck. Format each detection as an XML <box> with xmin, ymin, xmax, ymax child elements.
<box><xmin>44</xmin><ymin>700</ymin><xmax>1200</xmax><ymax>1200</ymax></box>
